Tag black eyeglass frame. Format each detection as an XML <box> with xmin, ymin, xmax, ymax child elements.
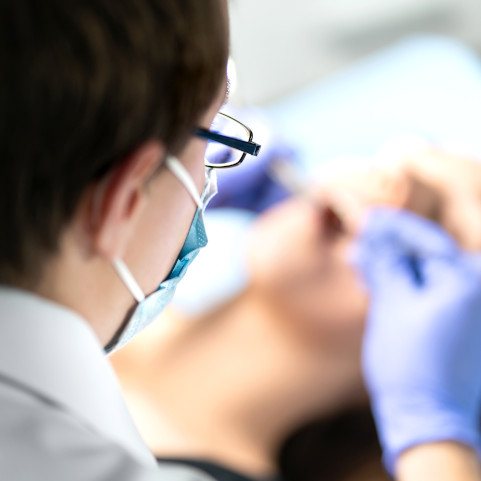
<box><xmin>195</xmin><ymin>112</ymin><xmax>262</xmax><ymax>168</ymax></box>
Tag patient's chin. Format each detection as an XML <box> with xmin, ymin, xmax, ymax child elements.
<box><xmin>298</xmin><ymin>273</ymin><xmax>367</xmax><ymax>351</ymax></box>
<box><xmin>265</xmin><ymin>248</ymin><xmax>368</xmax><ymax>352</ymax></box>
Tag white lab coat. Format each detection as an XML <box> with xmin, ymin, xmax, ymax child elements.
<box><xmin>0</xmin><ymin>288</ymin><xmax>214</xmax><ymax>481</ymax></box>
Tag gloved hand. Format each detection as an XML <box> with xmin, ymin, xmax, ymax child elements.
<box><xmin>353</xmin><ymin>207</ymin><xmax>481</xmax><ymax>474</ymax></box>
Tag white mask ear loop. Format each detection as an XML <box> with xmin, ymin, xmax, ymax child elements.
<box><xmin>112</xmin><ymin>155</ymin><xmax>202</xmax><ymax>304</ymax></box>
<box><xmin>166</xmin><ymin>155</ymin><xmax>203</xmax><ymax>209</ymax></box>
<box><xmin>113</xmin><ymin>258</ymin><xmax>146</xmax><ymax>303</ymax></box>
<box><xmin>91</xmin><ymin>174</ymin><xmax>146</xmax><ymax>304</ymax></box>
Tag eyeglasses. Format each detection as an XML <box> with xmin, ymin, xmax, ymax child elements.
<box><xmin>195</xmin><ymin>112</ymin><xmax>262</xmax><ymax>168</ymax></box>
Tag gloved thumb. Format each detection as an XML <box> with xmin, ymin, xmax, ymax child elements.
<box><xmin>352</xmin><ymin>208</ymin><xmax>459</xmax><ymax>291</ymax></box>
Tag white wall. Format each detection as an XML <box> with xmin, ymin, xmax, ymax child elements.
<box><xmin>229</xmin><ymin>0</ymin><xmax>481</xmax><ymax>105</ymax></box>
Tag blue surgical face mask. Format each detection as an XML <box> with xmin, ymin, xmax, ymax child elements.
<box><xmin>105</xmin><ymin>155</ymin><xmax>217</xmax><ymax>353</ymax></box>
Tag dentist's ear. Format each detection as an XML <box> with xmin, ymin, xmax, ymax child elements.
<box><xmin>87</xmin><ymin>141</ymin><xmax>165</xmax><ymax>260</ymax></box>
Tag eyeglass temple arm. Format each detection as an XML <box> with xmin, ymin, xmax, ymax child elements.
<box><xmin>195</xmin><ymin>128</ymin><xmax>261</xmax><ymax>156</ymax></box>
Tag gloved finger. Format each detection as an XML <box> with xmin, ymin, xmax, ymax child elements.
<box><xmin>352</xmin><ymin>208</ymin><xmax>461</xmax><ymax>294</ymax></box>
<box><xmin>352</xmin><ymin>239</ymin><xmax>425</xmax><ymax>293</ymax></box>
<box><xmin>462</xmin><ymin>252</ymin><xmax>481</xmax><ymax>278</ymax></box>
<box><xmin>359</xmin><ymin>207</ymin><xmax>459</xmax><ymax>258</ymax></box>
<box><xmin>422</xmin><ymin>252</ymin><xmax>481</xmax><ymax>292</ymax></box>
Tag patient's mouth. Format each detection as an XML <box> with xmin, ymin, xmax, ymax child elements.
<box><xmin>268</xmin><ymin>158</ymin><xmax>354</xmax><ymax>237</ymax></box>
<box><xmin>321</xmin><ymin>205</ymin><xmax>345</xmax><ymax>240</ymax></box>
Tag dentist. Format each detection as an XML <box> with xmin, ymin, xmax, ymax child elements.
<box><xmin>0</xmin><ymin>1</ymin><xmax>480</xmax><ymax>481</ymax></box>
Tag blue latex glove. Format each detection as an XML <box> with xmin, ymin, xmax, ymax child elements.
<box><xmin>354</xmin><ymin>208</ymin><xmax>481</xmax><ymax>474</ymax></box>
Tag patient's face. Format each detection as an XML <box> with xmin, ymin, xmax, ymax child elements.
<box><xmin>247</xmin><ymin>150</ymin><xmax>481</xmax><ymax>352</ymax></box>
<box><xmin>247</xmin><ymin>197</ymin><xmax>367</xmax><ymax>352</ymax></box>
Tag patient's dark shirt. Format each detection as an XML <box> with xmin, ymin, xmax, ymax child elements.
<box><xmin>157</xmin><ymin>458</ymin><xmax>281</xmax><ymax>481</ymax></box>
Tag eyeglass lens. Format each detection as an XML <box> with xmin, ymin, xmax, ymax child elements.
<box><xmin>204</xmin><ymin>114</ymin><xmax>250</xmax><ymax>167</ymax></box>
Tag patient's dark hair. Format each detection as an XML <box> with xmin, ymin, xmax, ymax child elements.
<box><xmin>278</xmin><ymin>407</ymin><xmax>390</xmax><ymax>481</ymax></box>
<box><xmin>0</xmin><ymin>0</ymin><xmax>228</xmax><ymax>284</ymax></box>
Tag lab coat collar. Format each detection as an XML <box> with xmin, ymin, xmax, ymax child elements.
<box><xmin>0</xmin><ymin>287</ymin><xmax>155</xmax><ymax>467</ymax></box>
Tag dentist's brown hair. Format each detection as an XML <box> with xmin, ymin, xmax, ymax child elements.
<box><xmin>0</xmin><ymin>0</ymin><xmax>229</xmax><ymax>285</ymax></box>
